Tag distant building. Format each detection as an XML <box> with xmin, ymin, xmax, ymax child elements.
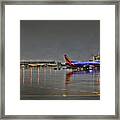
<box><xmin>93</xmin><ymin>55</ymin><xmax>100</xmax><ymax>62</ymax></box>
<box><xmin>89</xmin><ymin>55</ymin><xmax>100</xmax><ymax>62</ymax></box>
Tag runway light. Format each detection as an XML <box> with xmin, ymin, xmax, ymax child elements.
<box><xmin>89</xmin><ymin>70</ymin><xmax>92</xmax><ymax>72</ymax></box>
<box><xmin>63</xmin><ymin>94</ymin><xmax>67</xmax><ymax>97</ymax></box>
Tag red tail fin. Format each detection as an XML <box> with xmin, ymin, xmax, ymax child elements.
<box><xmin>64</xmin><ymin>54</ymin><xmax>72</xmax><ymax>63</ymax></box>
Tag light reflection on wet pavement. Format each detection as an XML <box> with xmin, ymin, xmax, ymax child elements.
<box><xmin>20</xmin><ymin>67</ymin><xmax>100</xmax><ymax>100</ymax></box>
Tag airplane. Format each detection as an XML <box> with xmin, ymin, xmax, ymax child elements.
<box><xmin>64</xmin><ymin>54</ymin><xmax>100</xmax><ymax>69</ymax></box>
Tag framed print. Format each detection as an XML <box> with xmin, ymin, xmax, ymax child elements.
<box><xmin>20</xmin><ymin>20</ymin><xmax>100</xmax><ymax>100</ymax></box>
<box><xmin>0</xmin><ymin>0</ymin><xmax>119</xmax><ymax>119</ymax></box>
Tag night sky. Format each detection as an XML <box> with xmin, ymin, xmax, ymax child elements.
<box><xmin>20</xmin><ymin>20</ymin><xmax>100</xmax><ymax>62</ymax></box>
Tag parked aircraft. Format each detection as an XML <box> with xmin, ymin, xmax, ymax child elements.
<box><xmin>64</xmin><ymin>54</ymin><xmax>100</xmax><ymax>68</ymax></box>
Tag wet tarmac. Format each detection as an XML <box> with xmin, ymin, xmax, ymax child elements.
<box><xmin>20</xmin><ymin>67</ymin><xmax>100</xmax><ymax>100</ymax></box>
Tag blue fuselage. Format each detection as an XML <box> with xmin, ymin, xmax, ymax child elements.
<box><xmin>71</xmin><ymin>61</ymin><xmax>100</xmax><ymax>67</ymax></box>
